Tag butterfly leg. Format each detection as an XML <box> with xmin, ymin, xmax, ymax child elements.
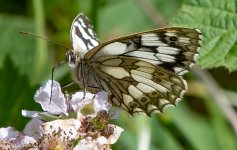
<box><xmin>50</xmin><ymin>61</ymin><xmax>66</xmax><ymax>103</ymax></box>
<box><xmin>81</xmin><ymin>65</ymin><xmax>87</xmax><ymax>99</ymax></box>
<box><xmin>62</xmin><ymin>81</ymin><xmax>75</xmax><ymax>89</ymax></box>
<box><xmin>83</xmin><ymin>86</ymin><xmax>87</xmax><ymax>99</ymax></box>
<box><xmin>87</xmin><ymin>86</ymin><xmax>101</xmax><ymax>90</ymax></box>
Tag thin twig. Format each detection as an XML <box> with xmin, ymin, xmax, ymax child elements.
<box><xmin>135</xmin><ymin>0</ymin><xmax>166</xmax><ymax>27</ymax></box>
<box><xmin>135</xmin><ymin>0</ymin><xmax>237</xmax><ymax>134</ymax></box>
<box><xmin>192</xmin><ymin>67</ymin><xmax>237</xmax><ymax>134</ymax></box>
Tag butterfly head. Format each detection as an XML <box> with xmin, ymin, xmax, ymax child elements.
<box><xmin>66</xmin><ymin>50</ymin><xmax>80</xmax><ymax>68</ymax></box>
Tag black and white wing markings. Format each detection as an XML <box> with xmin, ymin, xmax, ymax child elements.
<box><xmin>88</xmin><ymin>56</ymin><xmax>187</xmax><ymax>115</ymax></box>
<box><xmin>70</xmin><ymin>13</ymin><xmax>100</xmax><ymax>57</ymax></box>
<box><xmin>66</xmin><ymin>24</ymin><xmax>202</xmax><ymax>115</ymax></box>
<box><xmin>79</xmin><ymin>27</ymin><xmax>202</xmax><ymax>115</ymax></box>
<box><xmin>85</xmin><ymin>27</ymin><xmax>201</xmax><ymax>75</ymax></box>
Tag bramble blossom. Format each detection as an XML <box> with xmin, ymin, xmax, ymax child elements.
<box><xmin>0</xmin><ymin>80</ymin><xmax>123</xmax><ymax>149</ymax></box>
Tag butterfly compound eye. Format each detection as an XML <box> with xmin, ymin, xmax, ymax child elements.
<box><xmin>71</xmin><ymin>52</ymin><xmax>78</xmax><ymax>63</ymax></box>
<box><xmin>66</xmin><ymin>51</ymin><xmax>78</xmax><ymax>64</ymax></box>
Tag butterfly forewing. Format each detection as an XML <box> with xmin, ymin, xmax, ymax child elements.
<box><xmin>70</xmin><ymin>13</ymin><xmax>100</xmax><ymax>57</ymax></box>
<box><xmin>85</xmin><ymin>28</ymin><xmax>201</xmax><ymax>75</ymax></box>
<box><xmin>69</xmin><ymin>14</ymin><xmax>202</xmax><ymax>115</ymax></box>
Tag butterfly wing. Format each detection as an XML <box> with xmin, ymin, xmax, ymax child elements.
<box><xmin>70</xmin><ymin>13</ymin><xmax>100</xmax><ymax>57</ymax></box>
<box><xmin>85</xmin><ymin>27</ymin><xmax>201</xmax><ymax>75</ymax></box>
<box><xmin>81</xmin><ymin>27</ymin><xmax>201</xmax><ymax>115</ymax></box>
<box><xmin>88</xmin><ymin>56</ymin><xmax>187</xmax><ymax>115</ymax></box>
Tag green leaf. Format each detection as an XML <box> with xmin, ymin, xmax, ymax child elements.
<box><xmin>165</xmin><ymin>104</ymin><xmax>218</xmax><ymax>150</ymax></box>
<box><xmin>0</xmin><ymin>57</ymin><xmax>40</xmax><ymax>130</ymax></box>
<box><xmin>98</xmin><ymin>0</ymin><xmax>154</xmax><ymax>39</ymax></box>
<box><xmin>224</xmin><ymin>89</ymin><xmax>237</xmax><ymax>107</ymax></box>
<box><xmin>113</xmin><ymin>112</ymin><xmax>183</xmax><ymax>150</ymax></box>
<box><xmin>165</xmin><ymin>98</ymin><xmax>237</xmax><ymax>150</ymax></box>
<box><xmin>0</xmin><ymin>15</ymin><xmax>34</xmax><ymax>73</ymax></box>
<box><xmin>0</xmin><ymin>15</ymin><xmax>51</xmax><ymax>85</ymax></box>
<box><xmin>203</xmin><ymin>93</ymin><xmax>237</xmax><ymax>150</ymax></box>
<box><xmin>112</xmin><ymin>112</ymin><xmax>137</xmax><ymax>150</ymax></box>
<box><xmin>170</xmin><ymin>0</ymin><xmax>237</xmax><ymax>71</ymax></box>
<box><xmin>150</xmin><ymin>117</ymin><xmax>183</xmax><ymax>150</ymax></box>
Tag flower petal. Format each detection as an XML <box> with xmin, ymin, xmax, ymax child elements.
<box><xmin>108</xmin><ymin>125</ymin><xmax>124</xmax><ymax>144</ymax></box>
<box><xmin>42</xmin><ymin>119</ymin><xmax>81</xmax><ymax>140</ymax></box>
<box><xmin>74</xmin><ymin>136</ymin><xmax>107</xmax><ymax>150</ymax></box>
<box><xmin>96</xmin><ymin>136</ymin><xmax>108</xmax><ymax>145</ymax></box>
<box><xmin>23</xmin><ymin>118</ymin><xmax>44</xmax><ymax>139</ymax></box>
<box><xmin>70</xmin><ymin>92</ymin><xmax>94</xmax><ymax>111</ymax></box>
<box><xmin>94</xmin><ymin>91</ymin><xmax>111</xmax><ymax>112</ymax></box>
<box><xmin>34</xmin><ymin>80</ymin><xmax>68</xmax><ymax>115</ymax></box>
<box><xmin>22</xmin><ymin>110</ymin><xmax>40</xmax><ymax>118</ymax></box>
<box><xmin>0</xmin><ymin>127</ymin><xmax>19</xmax><ymax>140</ymax></box>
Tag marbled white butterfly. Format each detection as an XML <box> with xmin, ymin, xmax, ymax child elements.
<box><xmin>66</xmin><ymin>13</ymin><xmax>202</xmax><ymax>115</ymax></box>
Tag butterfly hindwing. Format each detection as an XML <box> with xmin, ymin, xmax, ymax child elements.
<box><xmin>88</xmin><ymin>56</ymin><xmax>187</xmax><ymax>115</ymax></box>
<box><xmin>85</xmin><ymin>27</ymin><xmax>201</xmax><ymax>75</ymax></box>
<box><xmin>70</xmin><ymin>13</ymin><xmax>100</xmax><ymax>57</ymax></box>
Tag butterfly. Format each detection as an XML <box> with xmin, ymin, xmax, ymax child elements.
<box><xmin>66</xmin><ymin>13</ymin><xmax>202</xmax><ymax>116</ymax></box>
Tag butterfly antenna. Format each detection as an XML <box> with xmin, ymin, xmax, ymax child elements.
<box><xmin>19</xmin><ymin>31</ymin><xmax>70</xmax><ymax>104</ymax></box>
<box><xmin>19</xmin><ymin>31</ymin><xmax>70</xmax><ymax>51</ymax></box>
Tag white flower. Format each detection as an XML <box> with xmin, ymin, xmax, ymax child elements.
<box><xmin>23</xmin><ymin>80</ymin><xmax>118</xmax><ymax>121</ymax></box>
<box><xmin>0</xmin><ymin>116</ymin><xmax>124</xmax><ymax>149</ymax></box>
<box><xmin>0</xmin><ymin>80</ymin><xmax>124</xmax><ymax>149</ymax></box>
<box><xmin>0</xmin><ymin>127</ymin><xmax>36</xmax><ymax>149</ymax></box>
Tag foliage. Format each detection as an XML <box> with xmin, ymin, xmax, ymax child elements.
<box><xmin>170</xmin><ymin>0</ymin><xmax>237</xmax><ymax>71</ymax></box>
<box><xmin>0</xmin><ymin>0</ymin><xmax>237</xmax><ymax>149</ymax></box>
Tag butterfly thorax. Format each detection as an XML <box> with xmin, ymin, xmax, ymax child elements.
<box><xmin>68</xmin><ymin>56</ymin><xmax>101</xmax><ymax>93</ymax></box>
<box><xmin>66</xmin><ymin>50</ymin><xmax>86</xmax><ymax>88</ymax></box>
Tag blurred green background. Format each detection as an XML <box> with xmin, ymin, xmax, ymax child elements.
<box><xmin>0</xmin><ymin>0</ymin><xmax>237</xmax><ymax>149</ymax></box>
